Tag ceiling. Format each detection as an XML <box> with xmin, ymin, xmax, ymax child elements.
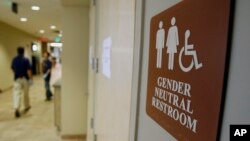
<box><xmin>0</xmin><ymin>0</ymin><xmax>89</xmax><ymax>42</ymax></box>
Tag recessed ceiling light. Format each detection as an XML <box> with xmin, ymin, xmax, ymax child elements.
<box><xmin>31</xmin><ymin>6</ymin><xmax>40</xmax><ymax>11</ymax></box>
<box><xmin>50</xmin><ymin>25</ymin><xmax>56</xmax><ymax>29</ymax></box>
<box><xmin>20</xmin><ymin>17</ymin><xmax>27</xmax><ymax>22</ymax></box>
<box><xmin>39</xmin><ymin>30</ymin><xmax>45</xmax><ymax>34</ymax></box>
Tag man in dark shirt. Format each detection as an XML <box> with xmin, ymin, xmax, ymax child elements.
<box><xmin>11</xmin><ymin>47</ymin><xmax>32</xmax><ymax>118</ymax></box>
<box><xmin>43</xmin><ymin>52</ymin><xmax>53</xmax><ymax>101</ymax></box>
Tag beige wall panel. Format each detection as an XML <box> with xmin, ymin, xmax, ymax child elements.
<box><xmin>0</xmin><ymin>21</ymin><xmax>35</xmax><ymax>90</ymax></box>
<box><xmin>61</xmin><ymin>7</ymin><xmax>89</xmax><ymax>135</ymax></box>
<box><xmin>93</xmin><ymin>0</ymin><xmax>135</xmax><ymax>141</ymax></box>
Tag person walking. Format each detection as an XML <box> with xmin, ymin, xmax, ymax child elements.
<box><xmin>11</xmin><ymin>47</ymin><xmax>32</xmax><ymax>118</ymax></box>
<box><xmin>42</xmin><ymin>52</ymin><xmax>53</xmax><ymax>101</ymax></box>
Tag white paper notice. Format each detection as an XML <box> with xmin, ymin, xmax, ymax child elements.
<box><xmin>102</xmin><ymin>37</ymin><xmax>112</xmax><ymax>78</ymax></box>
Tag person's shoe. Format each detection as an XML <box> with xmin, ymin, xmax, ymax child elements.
<box><xmin>15</xmin><ymin>110</ymin><xmax>20</xmax><ymax>118</ymax></box>
<box><xmin>24</xmin><ymin>106</ymin><xmax>31</xmax><ymax>114</ymax></box>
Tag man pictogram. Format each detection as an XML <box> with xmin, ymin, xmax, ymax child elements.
<box><xmin>156</xmin><ymin>21</ymin><xmax>165</xmax><ymax>68</ymax></box>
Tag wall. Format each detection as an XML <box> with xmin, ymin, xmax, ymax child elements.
<box><xmin>220</xmin><ymin>0</ymin><xmax>250</xmax><ymax>140</ymax></box>
<box><xmin>0</xmin><ymin>21</ymin><xmax>35</xmax><ymax>90</ymax></box>
<box><xmin>61</xmin><ymin>6</ymin><xmax>89</xmax><ymax>135</ymax></box>
<box><xmin>135</xmin><ymin>0</ymin><xmax>182</xmax><ymax>140</ymax></box>
<box><xmin>87</xmin><ymin>0</ymin><xmax>135</xmax><ymax>141</ymax></box>
<box><xmin>131</xmin><ymin>0</ymin><xmax>250</xmax><ymax>141</ymax></box>
<box><xmin>86</xmin><ymin>2</ymin><xmax>96</xmax><ymax>141</ymax></box>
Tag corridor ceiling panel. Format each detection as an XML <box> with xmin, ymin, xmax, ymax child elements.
<box><xmin>0</xmin><ymin>0</ymin><xmax>89</xmax><ymax>41</ymax></box>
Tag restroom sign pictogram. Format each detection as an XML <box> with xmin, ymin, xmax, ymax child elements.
<box><xmin>146</xmin><ymin>0</ymin><xmax>232</xmax><ymax>141</ymax></box>
<box><xmin>155</xmin><ymin>17</ymin><xmax>203</xmax><ymax>72</ymax></box>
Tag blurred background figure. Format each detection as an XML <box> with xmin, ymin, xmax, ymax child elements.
<box><xmin>50</xmin><ymin>57</ymin><xmax>62</xmax><ymax>89</ymax></box>
<box><xmin>42</xmin><ymin>52</ymin><xmax>53</xmax><ymax>101</ymax></box>
<box><xmin>11</xmin><ymin>47</ymin><xmax>32</xmax><ymax>118</ymax></box>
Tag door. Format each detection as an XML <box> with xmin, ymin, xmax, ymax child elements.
<box><xmin>87</xmin><ymin>1</ymin><xmax>98</xmax><ymax>141</ymax></box>
<box><xmin>88</xmin><ymin>0</ymin><xmax>135</xmax><ymax>141</ymax></box>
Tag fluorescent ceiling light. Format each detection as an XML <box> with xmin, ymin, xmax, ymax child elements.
<box><xmin>39</xmin><ymin>30</ymin><xmax>45</xmax><ymax>34</ymax></box>
<box><xmin>50</xmin><ymin>25</ymin><xmax>56</xmax><ymax>29</ymax></box>
<box><xmin>50</xmin><ymin>42</ymin><xmax>63</xmax><ymax>47</ymax></box>
<box><xmin>20</xmin><ymin>17</ymin><xmax>27</xmax><ymax>22</ymax></box>
<box><xmin>31</xmin><ymin>6</ymin><xmax>40</xmax><ymax>11</ymax></box>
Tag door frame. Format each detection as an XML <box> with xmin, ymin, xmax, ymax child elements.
<box><xmin>129</xmin><ymin>0</ymin><xmax>145</xmax><ymax>141</ymax></box>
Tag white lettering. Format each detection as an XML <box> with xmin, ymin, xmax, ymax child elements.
<box><xmin>152</xmin><ymin>97</ymin><xmax>198</xmax><ymax>133</ymax></box>
<box><xmin>234</xmin><ymin>129</ymin><xmax>241</xmax><ymax>136</ymax></box>
<box><xmin>179</xmin><ymin>113</ymin><xmax>187</xmax><ymax>126</ymax></box>
<box><xmin>234</xmin><ymin>129</ymin><xmax>247</xmax><ymax>136</ymax></box>
<box><xmin>154</xmin><ymin>87</ymin><xmax>194</xmax><ymax>113</ymax></box>
<box><xmin>184</xmin><ymin>83</ymin><xmax>191</xmax><ymax>97</ymax></box>
<box><xmin>173</xmin><ymin>94</ymin><xmax>179</xmax><ymax>107</ymax></box>
<box><xmin>172</xmin><ymin>109</ymin><xmax>179</xmax><ymax>120</ymax></box>
<box><xmin>186</xmin><ymin>99</ymin><xmax>193</xmax><ymax>114</ymax></box>
<box><xmin>172</xmin><ymin>80</ymin><xmax>178</xmax><ymax>92</ymax></box>
<box><xmin>242</xmin><ymin>129</ymin><xmax>247</xmax><ymax>136</ymax></box>
<box><xmin>187</xmin><ymin>116</ymin><xmax>198</xmax><ymax>133</ymax></box>
<box><xmin>178</xmin><ymin>81</ymin><xmax>184</xmax><ymax>94</ymax></box>
<box><xmin>157</xmin><ymin>77</ymin><xmax>191</xmax><ymax>97</ymax></box>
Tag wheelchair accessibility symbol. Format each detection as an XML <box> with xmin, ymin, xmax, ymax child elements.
<box><xmin>155</xmin><ymin>17</ymin><xmax>202</xmax><ymax>72</ymax></box>
<box><xmin>179</xmin><ymin>30</ymin><xmax>202</xmax><ymax>72</ymax></box>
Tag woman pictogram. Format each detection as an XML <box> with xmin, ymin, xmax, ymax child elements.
<box><xmin>166</xmin><ymin>17</ymin><xmax>179</xmax><ymax>70</ymax></box>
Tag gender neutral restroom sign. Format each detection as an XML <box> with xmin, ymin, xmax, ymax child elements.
<box><xmin>146</xmin><ymin>0</ymin><xmax>232</xmax><ymax>140</ymax></box>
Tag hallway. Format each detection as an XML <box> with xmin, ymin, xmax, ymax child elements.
<box><xmin>0</xmin><ymin>76</ymin><xmax>81</xmax><ymax>141</ymax></box>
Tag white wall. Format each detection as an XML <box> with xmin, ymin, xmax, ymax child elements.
<box><xmin>0</xmin><ymin>21</ymin><xmax>35</xmax><ymax>90</ymax></box>
<box><xmin>136</xmin><ymin>0</ymin><xmax>181</xmax><ymax>140</ymax></box>
<box><xmin>220</xmin><ymin>0</ymin><xmax>250</xmax><ymax>140</ymax></box>
<box><xmin>61</xmin><ymin>6</ymin><xmax>89</xmax><ymax>135</ymax></box>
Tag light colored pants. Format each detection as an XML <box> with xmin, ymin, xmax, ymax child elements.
<box><xmin>13</xmin><ymin>78</ymin><xmax>30</xmax><ymax>111</ymax></box>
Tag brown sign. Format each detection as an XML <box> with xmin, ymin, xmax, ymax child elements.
<box><xmin>146</xmin><ymin>0</ymin><xmax>232</xmax><ymax>140</ymax></box>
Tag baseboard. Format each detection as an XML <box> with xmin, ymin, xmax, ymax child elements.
<box><xmin>61</xmin><ymin>134</ymin><xmax>86</xmax><ymax>140</ymax></box>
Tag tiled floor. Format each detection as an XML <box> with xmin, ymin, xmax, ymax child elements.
<box><xmin>0</xmin><ymin>76</ymin><xmax>84</xmax><ymax>141</ymax></box>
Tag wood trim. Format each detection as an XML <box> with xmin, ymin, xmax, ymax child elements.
<box><xmin>61</xmin><ymin>134</ymin><xmax>86</xmax><ymax>140</ymax></box>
